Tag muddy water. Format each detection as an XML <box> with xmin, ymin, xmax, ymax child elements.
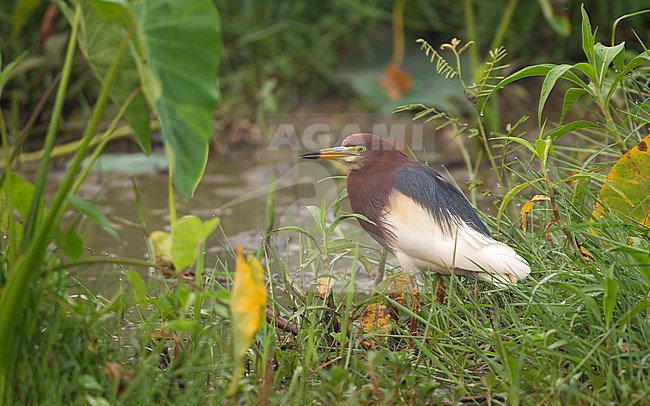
<box><xmin>69</xmin><ymin>113</ymin><xmax>480</xmax><ymax>295</ymax></box>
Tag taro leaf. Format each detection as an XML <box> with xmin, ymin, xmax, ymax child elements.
<box><xmin>61</xmin><ymin>0</ymin><xmax>151</xmax><ymax>154</ymax></box>
<box><xmin>170</xmin><ymin>215</ymin><xmax>219</xmax><ymax>270</ymax></box>
<box><xmin>228</xmin><ymin>247</ymin><xmax>267</xmax><ymax>396</ymax></box>
<box><xmin>67</xmin><ymin>194</ymin><xmax>119</xmax><ymax>239</ymax></box>
<box><xmin>593</xmin><ymin>134</ymin><xmax>650</xmax><ymax>226</ymax></box>
<box><xmin>133</xmin><ymin>0</ymin><xmax>221</xmax><ymax>198</ymax></box>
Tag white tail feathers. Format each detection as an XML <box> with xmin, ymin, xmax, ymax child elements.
<box><xmin>476</xmin><ymin>243</ymin><xmax>531</xmax><ymax>285</ymax></box>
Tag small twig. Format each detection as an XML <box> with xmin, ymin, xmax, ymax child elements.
<box><xmin>265</xmin><ymin>307</ymin><xmax>299</xmax><ymax>335</ymax></box>
<box><xmin>373</xmin><ymin>249</ymin><xmax>388</xmax><ymax>287</ymax></box>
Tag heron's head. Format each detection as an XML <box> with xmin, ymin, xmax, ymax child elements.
<box><xmin>299</xmin><ymin>133</ymin><xmax>398</xmax><ymax>170</ymax></box>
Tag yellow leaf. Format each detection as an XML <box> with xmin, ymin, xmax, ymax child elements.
<box><xmin>520</xmin><ymin>201</ymin><xmax>533</xmax><ymax>232</ymax></box>
<box><xmin>228</xmin><ymin>247</ymin><xmax>267</xmax><ymax>396</ymax></box>
<box><xmin>531</xmin><ymin>194</ymin><xmax>551</xmax><ymax>202</ymax></box>
<box><xmin>579</xmin><ymin>245</ymin><xmax>596</xmax><ymax>261</ymax></box>
<box><xmin>149</xmin><ymin>231</ymin><xmax>173</xmax><ymax>268</ymax></box>
<box><xmin>521</xmin><ymin>195</ymin><xmax>551</xmax><ymax>232</ymax></box>
<box><xmin>592</xmin><ymin>134</ymin><xmax>650</xmax><ymax>226</ymax></box>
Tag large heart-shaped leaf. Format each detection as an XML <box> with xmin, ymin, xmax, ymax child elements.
<box><xmin>133</xmin><ymin>0</ymin><xmax>221</xmax><ymax>197</ymax></box>
<box><xmin>171</xmin><ymin>215</ymin><xmax>220</xmax><ymax>270</ymax></box>
<box><xmin>60</xmin><ymin>0</ymin><xmax>152</xmax><ymax>154</ymax></box>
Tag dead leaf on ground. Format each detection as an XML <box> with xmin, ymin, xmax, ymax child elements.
<box><xmin>360</xmin><ymin>302</ymin><xmax>392</xmax><ymax>348</ymax></box>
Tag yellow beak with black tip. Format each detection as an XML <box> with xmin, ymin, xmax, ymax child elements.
<box><xmin>299</xmin><ymin>146</ymin><xmax>360</xmax><ymax>162</ymax></box>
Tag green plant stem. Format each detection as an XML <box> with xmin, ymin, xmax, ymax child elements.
<box><xmin>46</xmin><ymin>257</ymin><xmax>162</xmax><ymax>273</ymax></box>
<box><xmin>71</xmin><ymin>88</ymin><xmax>141</xmax><ymax>194</ymax></box>
<box><xmin>20</xmin><ymin>9</ymin><xmax>81</xmax><ymax>253</ymax></box>
<box><xmin>462</xmin><ymin>0</ymin><xmax>479</xmax><ymax>80</ymax></box>
<box><xmin>448</xmin><ymin>45</ymin><xmax>504</xmax><ymax>189</ymax></box>
<box><xmin>0</xmin><ymin>113</ymin><xmax>18</xmax><ymax>270</ymax></box>
<box><xmin>595</xmin><ymin>89</ymin><xmax>626</xmax><ymax>154</ymax></box>
<box><xmin>0</xmin><ymin>22</ymin><xmax>129</xmax><ymax>386</ymax></box>
<box><xmin>611</xmin><ymin>9</ymin><xmax>650</xmax><ymax>46</ymax></box>
<box><xmin>168</xmin><ymin>148</ymin><xmax>177</xmax><ymax>228</ymax></box>
<box><xmin>489</xmin><ymin>0</ymin><xmax>518</xmax><ymax>57</ymax></box>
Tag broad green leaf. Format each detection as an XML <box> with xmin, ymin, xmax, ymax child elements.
<box><xmin>580</xmin><ymin>5</ymin><xmax>595</xmax><ymax>65</ymax></box>
<box><xmin>606</xmin><ymin>51</ymin><xmax>650</xmax><ymax>103</ymax></box>
<box><xmin>559</xmin><ymin>88</ymin><xmax>588</xmax><ymax>124</ymax></box>
<box><xmin>11</xmin><ymin>0</ymin><xmax>44</xmax><ymax>37</ymax></box>
<box><xmin>612</xmin><ymin>45</ymin><xmax>626</xmax><ymax>73</ymax></box>
<box><xmin>538</xmin><ymin>64</ymin><xmax>574</xmax><ymax>127</ymax></box>
<box><xmin>1</xmin><ymin>173</ymin><xmax>35</xmax><ymax>220</ymax></box>
<box><xmin>161</xmin><ymin>319</ymin><xmax>198</xmax><ymax>331</ymax></box>
<box><xmin>593</xmin><ymin>42</ymin><xmax>625</xmax><ymax>85</ymax></box>
<box><xmin>126</xmin><ymin>270</ymin><xmax>147</xmax><ymax>303</ymax></box>
<box><xmin>171</xmin><ymin>215</ymin><xmax>220</xmax><ymax>270</ymax></box>
<box><xmin>494</xmin><ymin>136</ymin><xmax>536</xmax><ymax>155</ymax></box>
<box><xmin>486</xmin><ymin>64</ymin><xmax>586</xmax><ymax>103</ymax></box>
<box><xmin>133</xmin><ymin>0</ymin><xmax>221</xmax><ymax>197</ymax></box>
<box><xmin>593</xmin><ymin>134</ymin><xmax>650</xmax><ymax>226</ymax></box>
<box><xmin>535</xmin><ymin>138</ymin><xmax>553</xmax><ymax>171</ymax></box>
<box><xmin>536</xmin><ymin>0</ymin><xmax>570</xmax><ymax>37</ymax></box>
<box><xmin>545</xmin><ymin>120</ymin><xmax>604</xmax><ymax>141</ymax></box>
<box><xmin>67</xmin><ymin>194</ymin><xmax>119</xmax><ymax>239</ymax></box>
<box><xmin>60</xmin><ymin>0</ymin><xmax>152</xmax><ymax>154</ymax></box>
<box><xmin>602</xmin><ymin>272</ymin><xmax>618</xmax><ymax>329</ymax></box>
<box><xmin>59</xmin><ymin>227</ymin><xmax>84</xmax><ymax>259</ymax></box>
<box><xmin>228</xmin><ymin>248</ymin><xmax>266</xmax><ymax>396</ymax></box>
<box><xmin>570</xmin><ymin>62</ymin><xmax>596</xmax><ymax>82</ymax></box>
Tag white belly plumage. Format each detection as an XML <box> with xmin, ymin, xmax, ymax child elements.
<box><xmin>383</xmin><ymin>191</ymin><xmax>531</xmax><ymax>285</ymax></box>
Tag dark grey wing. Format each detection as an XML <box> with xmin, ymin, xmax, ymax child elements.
<box><xmin>393</xmin><ymin>162</ymin><xmax>491</xmax><ymax>238</ymax></box>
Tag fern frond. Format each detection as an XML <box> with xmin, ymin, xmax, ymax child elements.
<box><xmin>475</xmin><ymin>46</ymin><xmax>510</xmax><ymax>98</ymax></box>
<box><xmin>416</xmin><ymin>39</ymin><xmax>457</xmax><ymax>79</ymax></box>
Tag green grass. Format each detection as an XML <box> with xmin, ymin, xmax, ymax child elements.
<box><xmin>4</xmin><ymin>163</ymin><xmax>649</xmax><ymax>404</ymax></box>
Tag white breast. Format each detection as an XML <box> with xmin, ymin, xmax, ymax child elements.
<box><xmin>383</xmin><ymin>191</ymin><xmax>530</xmax><ymax>285</ymax></box>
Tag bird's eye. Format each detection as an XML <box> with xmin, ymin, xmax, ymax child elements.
<box><xmin>356</xmin><ymin>146</ymin><xmax>366</xmax><ymax>153</ymax></box>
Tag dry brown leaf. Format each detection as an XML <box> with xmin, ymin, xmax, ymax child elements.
<box><xmin>316</xmin><ymin>276</ymin><xmax>336</xmax><ymax>299</ymax></box>
<box><xmin>360</xmin><ymin>302</ymin><xmax>392</xmax><ymax>345</ymax></box>
<box><xmin>521</xmin><ymin>194</ymin><xmax>551</xmax><ymax>232</ymax></box>
<box><xmin>378</xmin><ymin>64</ymin><xmax>412</xmax><ymax>100</ymax></box>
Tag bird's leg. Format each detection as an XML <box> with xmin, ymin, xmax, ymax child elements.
<box><xmin>373</xmin><ymin>248</ymin><xmax>388</xmax><ymax>287</ymax></box>
<box><xmin>473</xmin><ymin>274</ymin><xmax>479</xmax><ymax>302</ymax></box>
